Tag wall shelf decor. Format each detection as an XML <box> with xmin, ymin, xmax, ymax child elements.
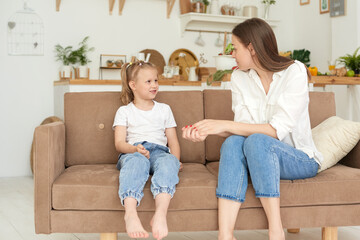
<box><xmin>7</xmin><ymin>2</ymin><xmax>44</xmax><ymax>56</ymax></box>
<box><xmin>179</xmin><ymin>13</ymin><xmax>279</xmax><ymax>36</ymax></box>
<box><xmin>99</xmin><ymin>54</ymin><xmax>127</xmax><ymax>80</ymax></box>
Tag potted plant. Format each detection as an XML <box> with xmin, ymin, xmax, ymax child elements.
<box><xmin>73</xmin><ymin>36</ymin><xmax>95</xmax><ymax>78</ymax></box>
<box><xmin>54</xmin><ymin>44</ymin><xmax>77</xmax><ymax>79</ymax></box>
<box><xmin>262</xmin><ymin>0</ymin><xmax>276</xmax><ymax>19</ymax></box>
<box><xmin>338</xmin><ymin>47</ymin><xmax>360</xmax><ymax>75</ymax></box>
<box><xmin>290</xmin><ymin>49</ymin><xmax>311</xmax><ymax>67</ymax></box>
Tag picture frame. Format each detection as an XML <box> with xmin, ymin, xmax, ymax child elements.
<box><xmin>320</xmin><ymin>0</ymin><xmax>330</xmax><ymax>13</ymax></box>
<box><xmin>330</xmin><ymin>0</ymin><xmax>346</xmax><ymax>17</ymax></box>
<box><xmin>300</xmin><ymin>0</ymin><xmax>310</xmax><ymax>5</ymax></box>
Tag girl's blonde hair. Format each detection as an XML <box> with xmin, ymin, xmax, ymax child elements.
<box><xmin>120</xmin><ymin>61</ymin><xmax>157</xmax><ymax>105</ymax></box>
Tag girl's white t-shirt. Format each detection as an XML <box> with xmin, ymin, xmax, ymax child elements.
<box><xmin>113</xmin><ymin>101</ymin><xmax>177</xmax><ymax>147</ymax></box>
<box><xmin>231</xmin><ymin>60</ymin><xmax>323</xmax><ymax>165</ymax></box>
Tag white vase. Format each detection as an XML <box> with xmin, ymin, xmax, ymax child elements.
<box><xmin>78</xmin><ymin>66</ymin><xmax>88</xmax><ymax>78</ymax></box>
<box><xmin>62</xmin><ymin>65</ymin><xmax>71</xmax><ymax>78</ymax></box>
<box><xmin>210</xmin><ymin>0</ymin><xmax>219</xmax><ymax>15</ymax></box>
<box><xmin>263</xmin><ymin>3</ymin><xmax>270</xmax><ymax>19</ymax></box>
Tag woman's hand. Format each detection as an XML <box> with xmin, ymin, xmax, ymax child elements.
<box><xmin>182</xmin><ymin>125</ymin><xmax>207</xmax><ymax>142</ymax></box>
<box><xmin>193</xmin><ymin>119</ymin><xmax>229</xmax><ymax>136</ymax></box>
<box><xmin>136</xmin><ymin>144</ymin><xmax>150</xmax><ymax>159</ymax></box>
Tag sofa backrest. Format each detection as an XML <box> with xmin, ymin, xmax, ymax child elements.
<box><xmin>203</xmin><ymin>90</ymin><xmax>336</xmax><ymax>161</ymax></box>
<box><xmin>64</xmin><ymin>91</ymin><xmax>205</xmax><ymax>167</ymax></box>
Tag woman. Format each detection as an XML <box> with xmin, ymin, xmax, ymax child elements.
<box><xmin>182</xmin><ymin>18</ymin><xmax>323</xmax><ymax>240</ymax></box>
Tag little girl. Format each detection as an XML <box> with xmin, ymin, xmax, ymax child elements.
<box><xmin>113</xmin><ymin>61</ymin><xmax>181</xmax><ymax>240</ymax></box>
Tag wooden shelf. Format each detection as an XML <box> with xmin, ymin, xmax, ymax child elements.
<box><xmin>56</xmin><ymin>0</ymin><xmax>175</xmax><ymax>17</ymax></box>
<box><xmin>310</xmin><ymin>76</ymin><xmax>360</xmax><ymax>86</ymax></box>
<box><xmin>179</xmin><ymin>13</ymin><xmax>280</xmax><ymax>36</ymax></box>
<box><xmin>100</xmin><ymin>67</ymin><xmax>122</xmax><ymax>69</ymax></box>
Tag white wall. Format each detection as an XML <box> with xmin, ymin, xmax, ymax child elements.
<box><xmin>0</xmin><ymin>0</ymin><xmax>354</xmax><ymax>177</ymax></box>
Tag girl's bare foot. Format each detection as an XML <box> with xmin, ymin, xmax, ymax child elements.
<box><xmin>269</xmin><ymin>229</ymin><xmax>285</xmax><ymax>240</ymax></box>
<box><xmin>124</xmin><ymin>212</ymin><xmax>149</xmax><ymax>239</ymax></box>
<box><xmin>150</xmin><ymin>212</ymin><xmax>168</xmax><ymax>240</ymax></box>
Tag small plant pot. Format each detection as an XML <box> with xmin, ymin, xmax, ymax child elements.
<box><xmin>214</xmin><ymin>55</ymin><xmax>237</xmax><ymax>70</ymax></box>
<box><xmin>106</xmin><ymin>60</ymin><xmax>114</xmax><ymax>67</ymax></box>
<box><xmin>62</xmin><ymin>65</ymin><xmax>72</xmax><ymax>78</ymax></box>
<box><xmin>115</xmin><ymin>60</ymin><xmax>124</xmax><ymax>68</ymax></box>
<box><xmin>78</xmin><ymin>66</ymin><xmax>88</xmax><ymax>78</ymax></box>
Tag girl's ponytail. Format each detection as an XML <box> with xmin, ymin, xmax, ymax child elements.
<box><xmin>120</xmin><ymin>63</ymin><xmax>134</xmax><ymax>105</ymax></box>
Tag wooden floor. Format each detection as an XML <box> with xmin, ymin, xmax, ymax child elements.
<box><xmin>1</xmin><ymin>177</ymin><xmax>360</xmax><ymax>240</ymax></box>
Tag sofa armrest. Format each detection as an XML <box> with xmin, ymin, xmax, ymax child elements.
<box><xmin>34</xmin><ymin>121</ymin><xmax>65</xmax><ymax>234</ymax></box>
<box><xmin>340</xmin><ymin>141</ymin><xmax>360</xmax><ymax>169</ymax></box>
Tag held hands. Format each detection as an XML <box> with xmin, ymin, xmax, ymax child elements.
<box><xmin>182</xmin><ymin>119</ymin><xmax>227</xmax><ymax>142</ymax></box>
<box><xmin>136</xmin><ymin>144</ymin><xmax>150</xmax><ymax>159</ymax></box>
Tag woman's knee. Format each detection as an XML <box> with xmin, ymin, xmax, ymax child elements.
<box><xmin>220</xmin><ymin>135</ymin><xmax>246</xmax><ymax>155</ymax></box>
<box><xmin>243</xmin><ymin>133</ymin><xmax>273</xmax><ymax>156</ymax></box>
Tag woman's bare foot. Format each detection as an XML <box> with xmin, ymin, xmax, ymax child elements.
<box><xmin>124</xmin><ymin>212</ymin><xmax>149</xmax><ymax>239</ymax></box>
<box><xmin>150</xmin><ymin>212</ymin><xmax>168</xmax><ymax>240</ymax></box>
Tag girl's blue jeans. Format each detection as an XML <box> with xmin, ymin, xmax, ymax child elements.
<box><xmin>216</xmin><ymin>134</ymin><xmax>319</xmax><ymax>202</ymax></box>
<box><xmin>117</xmin><ymin>141</ymin><xmax>180</xmax><ymax>206</ymax></box>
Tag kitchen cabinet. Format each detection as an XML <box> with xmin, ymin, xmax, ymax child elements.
<box><xmin>179</xmin><ymin>13</ymin><xmax>279</xmax><ymax>36</ymax></box>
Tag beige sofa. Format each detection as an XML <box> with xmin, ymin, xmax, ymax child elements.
<box><xmin>34</xmin><ymin>90</ymin><xmax>360</xmax><ymax>240</ymax></box>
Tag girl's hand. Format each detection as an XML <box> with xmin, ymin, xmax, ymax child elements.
<box><xmin>181</xmin><ymin>125</ymin><xmax>207</xmax><ymax>142</ymax></box>
<box><xmin>136</xmin><ymin>144</ymin><xmax>150</xmax><ymax>159</ymax></box>
<box><xmin>179</xmin><ymin>162</ymin><xmax>183</xmax><ymax>172</ymax></box>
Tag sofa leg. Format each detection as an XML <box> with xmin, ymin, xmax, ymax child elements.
<box><xmin>100</xmin><ymin>233</ymin><xmax>118</xmax><ymax>240</ymax></box>
<box><xmin>287</xmin><ymin>228</ymin><xmax>300</xmax><ymax>233</ymax></box>
<box><xmin>322</xmin><ymin>227</ymin><xmax>338</xmax><ymax>240</ymax></box>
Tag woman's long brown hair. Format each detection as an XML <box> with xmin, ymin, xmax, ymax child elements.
<box><xmin>232</xmin><ymin>18</ymin><xmax>311</xmax><ymax>80</ymax></box>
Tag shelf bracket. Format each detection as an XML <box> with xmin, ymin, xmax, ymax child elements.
<box><xmin>56</xmin><ymin>0</ymin><xmax>61</xmax><ymax>11</ymax></box>
<box><xmin>109</xmin><ymin>0</ymin><xmax>115</xmax><ymax>15</ymax></box>
<box><xmin>167</xmin><ymin>0</ymin><xmax>175</xmax><ymax>18</ymax></box>
<box><xmin>119</xmin><ymin>0</ymin><xmax>126</xmax><ymax>15</ymax></box>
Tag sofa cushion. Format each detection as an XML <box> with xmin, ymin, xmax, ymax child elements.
<box><xmin>203</xmin><ymin>90</ymin><xmax>234</xmax><ymax>161</ymax></box>
<box><xmin>52</xmin><ymin>163</ymin><xmax>217</xmax><ymax>211</ymax></box>
<box><xmin>206</xmin><ymin>162</ymin><xmax>360</xmax><ymax>208</ymax></box>
<box><xmin>64</xmin><ymin>91</ymin><xmax>205</xmax><ymax>166</ymax></box>
<box><xmin>203</xmin><ymin>90</ymin><xmax>336</xmax><ymax>162</ymax></box>
<box><xmin>312</xmin><ymin>116</ymin><xmax>360</xmax><ymax>172</ymax></box>
<box><xmin>155</xmin><ymin>91</ymin><xmax>205</xmax><ymax>164</ymax></box>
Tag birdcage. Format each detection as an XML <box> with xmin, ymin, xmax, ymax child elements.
<box><xmin>7</xmin><ymin>2</ymin><xmax>44</xmax><ymax>56</ymax></box>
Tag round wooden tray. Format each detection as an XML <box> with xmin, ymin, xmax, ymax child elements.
<box><xmin>140</xmin><ymin>49</ymin><xmax>166</xmax><ymax>75</ymax></box>
<box><xmin>169</xmin><ymin>49</ymin><xmax>199</xmax><ymax>81</ymax></box>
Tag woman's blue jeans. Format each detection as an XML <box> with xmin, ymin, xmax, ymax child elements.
<box><xmin>117</xmin><ymin>141</ymin><xmax>180</xmax><ymax>206</ymax></box>
<box><xmin>216</xmin><ymin>134</ymin><xmax>319</xmax><ymax>202</ymax></box>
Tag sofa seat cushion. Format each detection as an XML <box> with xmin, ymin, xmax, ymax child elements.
<box><xmin>206</xmin><ymin>162</ymin><xmax>360</xmax><ymax>208</ymax></box>
<box><xmin>52</xmin><ymin>163</ymin><xmax>218</xmax><ymax>211</ymax></box>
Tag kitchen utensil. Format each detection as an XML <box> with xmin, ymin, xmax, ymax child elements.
<box><xmin>243</xmin><ymin>5</ymin><xmax>257</xmax><ymax>17</ymax></box>
<box><xmin>169</xmin><ymin>48</ymin><xmax>199</xmax><ymax>81</ymax></box>
<box><xmin>140</xmin><ymin>49</ymin><xmax>166</xmax><ymax>74</ymax></box>
<box><xmin>195</xmin><ymin>32</ymin><xmax>205</xmax><ymax>46</ymax></box>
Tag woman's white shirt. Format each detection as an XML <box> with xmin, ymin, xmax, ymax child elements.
<box><xmin>231</xmin><ymin>60</ymin><xmax>323</xmax><ymax>165</ymax></box>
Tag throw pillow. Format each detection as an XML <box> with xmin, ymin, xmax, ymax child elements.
<box><xmin>312</xmin><ymin>116</ymin><xmax>360</xmax><ymax>172</ymax></box>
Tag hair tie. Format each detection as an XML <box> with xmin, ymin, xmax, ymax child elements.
<box><xmin>126</xmin><ymin>62</ymin><xmax>133</xmax><ymax>70</ymax></box>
